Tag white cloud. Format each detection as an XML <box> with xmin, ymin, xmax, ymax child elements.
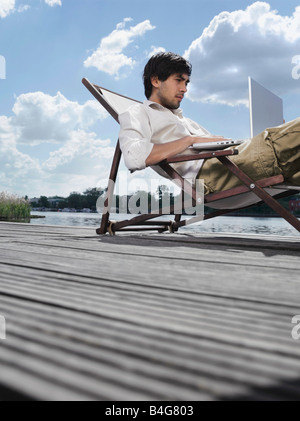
<box><xmin>0</xmin><ymin>0</ymin><xmax>61</xmax><ymax>18</ymax></box>
<box><xmin>0</xmin><ymin>116</ymin><xmax>43</xmax><ymax>194</ymax></box>
<box><xmin>147</xmin><ymin>46</ymin><xmax>166</xmax><ymax>58</ymax></box>
<box><xmin>84</xmin><ymin>18</ymin><xmax>156</xmax><ymax>78</ymax></box>
<box><xmin>0</xmin><ymin>0</ymin><xmax>15</xmax><ymax>18</ymax></box>
<box><xmin>17</xmin><ymin>4</ymin><xmax>30</xmax><ymax>13</ymax></box>
<box><xmin>44</xmin><ymin>0</ymin><xmax>62</xmax><ymax>6</ymax></box>
<box><xmin>116</xmin><ymin>17</ymin><xmax>133</xmax><ymax>29</ymax></box>
<box><xmin>10</xmin><ymin>91</ymin><xmax>107</xmax><ymax>145</ymax></box>
<box><xmin>0</xmin><ymin>0</ymin><xmax>31</xmax><ymax>18</ymax></box>
<box><xmin>43</xmin><ymin>130</ymin><xmax>114</xmax><ymax>172</ymax></box>
<box><xmin>40</xmin><ymin>129</ymin><xmax>115</xmax><ymax>196</ymax></box>
<box><xmin>184</xmin><ymin>2</ymin><xmax>300</xmax><ymax>106</ymax></box>
<box><xmin>0</xmin><ymin>92</ymin><xmax>115</xmax><ymax>196</ymax></box>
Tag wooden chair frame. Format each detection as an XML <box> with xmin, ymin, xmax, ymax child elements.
<box><xmin>82</xmin><ymin>78</ymin><xmax>300</xmax><ymax>235</ymax></box>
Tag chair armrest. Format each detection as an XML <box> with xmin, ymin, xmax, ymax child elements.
<box><xmin>164</xmin><ymin>149</ymin><xmax>238</xmax><ymax>164</ymax></box>
<box><xmin>205</xmin><ymin>175</ymin><xmax>285</xmax><ymax>203</ymax></box>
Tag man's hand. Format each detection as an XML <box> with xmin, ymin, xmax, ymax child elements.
<box><xmin>145</xmin><ymin>135</ymin><xmax>229</xmax><ymax>167</ymax></box>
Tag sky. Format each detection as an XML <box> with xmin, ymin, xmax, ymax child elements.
<box><xmin>1</xmin><ymin>0</ymin><xmax>300</xmax><ymax>198</ymax></box>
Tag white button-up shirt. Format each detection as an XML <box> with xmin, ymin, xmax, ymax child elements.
<box><xmin>119</xmin><ymin>100</ymin><xmax>212</xmax><ymax>184</ymax></box>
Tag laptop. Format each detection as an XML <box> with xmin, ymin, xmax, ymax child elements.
<box><xmin>192</xmin><ymin>138</ymin><xmax>246</xmax><ymax>150</ymax></box>
<box><xmin>249</xmin><ymin>77</ymin><xmax>284</xmax><ymax>138</ymax></box>
<box><xmin>192</xmin><ymin>78</ymin><xmax>283</xmax><ymax>151</ymax></box>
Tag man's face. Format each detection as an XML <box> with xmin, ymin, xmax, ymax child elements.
<box><xmin>150</xmin><ymin>73</ymin><xmax>190</xmax><ymax>110</ymax></box>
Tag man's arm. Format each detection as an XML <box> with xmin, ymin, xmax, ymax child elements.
<box><xmin>145</xmin><ymin>135</ymin><xmax>227</xmax><ymax>166</ymax></box>
<box><xmin>119</xmin><ymin>106</ymin><xmax>154</xmax><ymax>171</ymax></box>
<box><xmin>119</xmin><ymin>104</ymin><xmax>229</xmax><ymax>170</ymax></box>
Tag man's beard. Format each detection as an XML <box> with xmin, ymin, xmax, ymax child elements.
<box><xmin>160</xmin><ymin>98</ymin><xmax>180</xmax><ymax>110</ymax></box>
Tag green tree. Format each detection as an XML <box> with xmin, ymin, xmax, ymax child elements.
<box><xmin>82</xmin><ymin>188</ymin><xmax>105</xmax><ymax>211</ymax></box>
<box><xmin>38</xmin><ymin>196</ymin><xmax>49</xmax><ymax>208</ymax></box>
<box><xmin>67</xmin><ymin>192</ymin><xmax>83</xmax><ymax>210</ymax></box>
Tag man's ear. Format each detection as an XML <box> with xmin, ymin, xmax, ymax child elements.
<box><xmin>150</xmin><ymin>75</ymin><xmax>160</xmax><ymax>89</ymax></box>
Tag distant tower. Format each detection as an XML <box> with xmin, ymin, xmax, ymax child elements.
<box><xmin>0</xmin><ymin>55</ymin><xmax>6</xmax><ymax>79</ymax></box>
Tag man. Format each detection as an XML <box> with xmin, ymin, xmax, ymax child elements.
<box><xmin>119</xmin><ymin>52</ymin><xmax>300</xmax><ymax>195</ymax></box>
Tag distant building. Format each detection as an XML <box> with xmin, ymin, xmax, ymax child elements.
<box><xmin>29</xmin><ymin>197</ymin><xmax>40</xmax><ymax>204</ymax></box>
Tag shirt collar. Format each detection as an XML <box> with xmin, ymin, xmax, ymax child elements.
<box><xmin>144</xmin><ymin>100</ymin><xmax>183</xmax><ymax>117</ymax></box>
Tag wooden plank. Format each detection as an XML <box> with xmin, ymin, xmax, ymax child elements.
<box><xmin>1</xmin><ymin>222</ymin><xmax>300</xmax><ymax>400</ymax></box>
<box><xmin>0</xmin><ymin>243</ymin><xmax>299</xmax><ymax>306</ymax></box>
<box><xmin>1</xmin><ymin>290</ymin><xmax>300</xmax><ymax>400</ymax></box>
<box><xmin>1</xmin><ymin>294</ymin><xmax>298</xmax><ymax>377</ymax></box>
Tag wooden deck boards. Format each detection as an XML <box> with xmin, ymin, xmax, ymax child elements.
<box><xmin>0</xmin><ymin>221</ymin><xmax>300</xmax><ymax>401</ymax></box>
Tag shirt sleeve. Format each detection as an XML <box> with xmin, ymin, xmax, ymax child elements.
<box><xmin>119</xmin><ymin>104</ymin><xmax>154</xmax><ymax>171</ymax></box>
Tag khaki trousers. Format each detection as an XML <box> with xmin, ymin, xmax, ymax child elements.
<box><xmin>198</xmin><ymin>117</ymin><xmax>300</xmax><ymax>194</ymax></box>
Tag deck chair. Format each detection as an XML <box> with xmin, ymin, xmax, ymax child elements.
<box><xmin>82</xmin><ymin>78</ymin><xmax>300</xmax><ymax>235</ymax></box>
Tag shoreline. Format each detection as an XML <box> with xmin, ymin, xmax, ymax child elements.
<box><xmin>0</xmin><ymin>215</ymin><xmax>46</xmax><ymax>222</ymax></box>
<box><xmin>30</xmin><ymin>210</ymin><xmax>299</xmax><ymax>219</ymax></box>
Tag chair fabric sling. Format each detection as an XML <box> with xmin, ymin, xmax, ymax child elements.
<box><xmin>82</xmin><ymin>78</ymin><xmax>300</xmax><ymax>235</ymax></box>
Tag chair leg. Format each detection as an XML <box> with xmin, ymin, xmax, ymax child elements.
<box><xmin>97</xmin><ymin>141</ymin><xmax>122</xmax><ymax>235</ymax></box>
<box><xmin>97</xmin><ymin>213</ymin><xmax>110</xmax><ymax>235</ymax></box>
<box><xmin>218</xmin><ymin>156</ymin><xmax>300</xmax><ymax>232</ymax></box>
<box><xmin>174</xmin><ymin>214</ymin><xmax>181</xmax><ymax>224</ymax></box>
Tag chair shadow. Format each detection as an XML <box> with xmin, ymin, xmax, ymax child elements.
<box><xmin>0</xmin><ymin>384</ymin><xmax>34</xmax><ymax>401</ymax></box>
<box><xmin>218</xmin><ymin>375</ymin><xmax>300</xmax><ymax>401</ymax></box>
<box><xmin>97</xmin><ymin>231</ymin><xmax>300</xmax><ymax>258</ymax></box>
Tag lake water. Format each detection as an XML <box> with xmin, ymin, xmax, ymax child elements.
<box><xmin>30</xmin><ymin>211</ymin><xmax>300</xmax><ymax>237</ymax></box>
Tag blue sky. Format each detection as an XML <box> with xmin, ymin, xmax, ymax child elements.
<box><xmin>1</xmin><ymin>0</ymin><xmax>300</xmax><ymax>197</ymax></box>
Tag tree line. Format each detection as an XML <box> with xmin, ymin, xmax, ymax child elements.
<box><xmin>31</xmin><ymin>186</ymin><xmax>177</xmax><ymax>212</ymax></box>
<box><xmin>30</xmin><ymin>186</ymin><xmax>300</xmax><ymax>216</ymax></box>
<box><xmin>31</xmin><ymin>188</ymin><xmax>106</xmax><ymax>210</ymax></box>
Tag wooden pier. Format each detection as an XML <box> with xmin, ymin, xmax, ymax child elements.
<box><xmin>1</xmin><ymin>221</ymin><xmax>300</xmax><ymax>401</ymax></box>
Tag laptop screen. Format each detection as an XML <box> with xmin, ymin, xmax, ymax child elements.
<box><xmin>248</xmin><ymin>77</ymin><xmax>284</xmax><ymax>138</ymax></box>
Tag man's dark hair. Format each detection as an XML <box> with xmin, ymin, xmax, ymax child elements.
<box><xmin>143</xmin><ymin>52</ymin><xmax>192</xmax><ymax>99</ymax></box>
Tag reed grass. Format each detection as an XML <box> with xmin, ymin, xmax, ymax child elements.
<box><xmin>0</xmin><ymin>192</ymin><xmax>31</xmax><ymax>221</ymax></box>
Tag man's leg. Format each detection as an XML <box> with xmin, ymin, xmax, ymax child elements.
<box><xmin>286</xmin><ymin>171</ymin><xmax>300</xmax><ymax>185</ymax></box>
<box><xmin>268</xmin><ymin>117</ymin><xmax>300</xmax><ymax>185</ymax></box>
<box><xmin>198</xmin><ymin>118</ymin><xmax>300</xmax><ymax>194</ymax></box>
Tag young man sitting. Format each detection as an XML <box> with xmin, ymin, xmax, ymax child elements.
<box><xmin>119</xmin><ymin>52</ymin><xmax>300</xmax><ymax>195</ymax></box>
